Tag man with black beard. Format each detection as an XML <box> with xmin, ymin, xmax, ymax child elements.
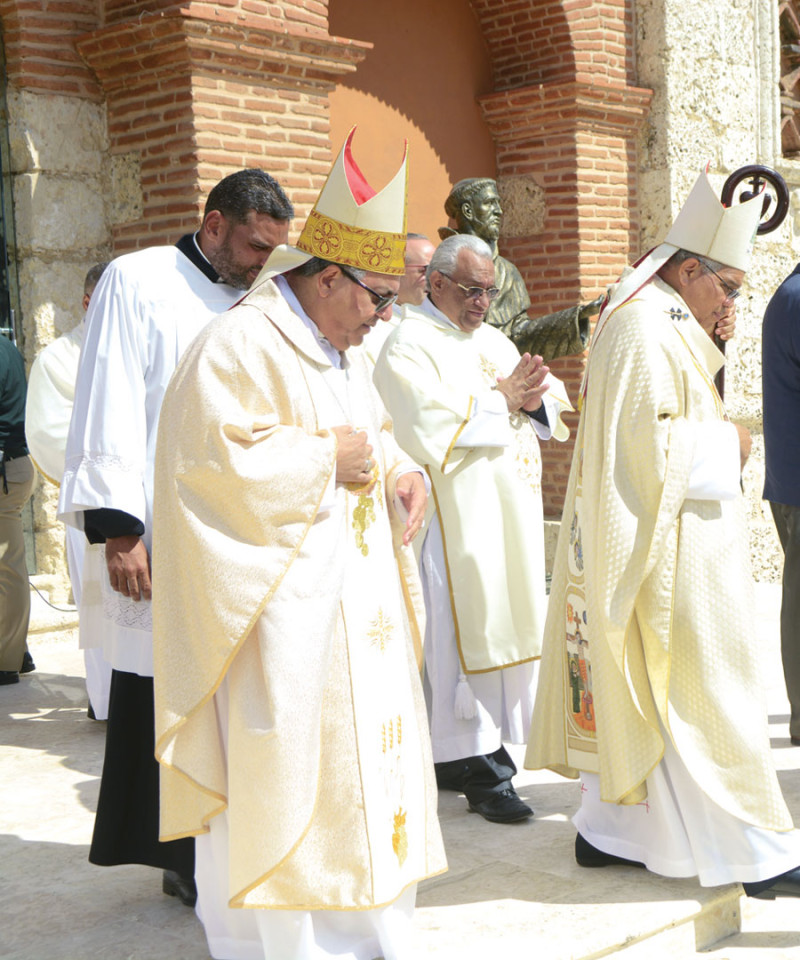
<box><xmin>59</xmin><ymin>169</ymin><xmax>293</xmax><ymax>906</ymax></box>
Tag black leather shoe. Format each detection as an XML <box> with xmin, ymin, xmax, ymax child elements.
<box><xmin>743</xmin><ymin>866</ymin><xmax>800</xmax><ymax>899</ymax></box>
<box><xmin>467</xmin><ymin>788</ymin><xmax>533</xmax><ymax>823</ymax></box>
<box><xmin>575</xmin><ymin>832</ymin><xmax>646</xmax><ymax>869</ymax></box>
<box><xmin>0</xmin><ymin>670</ymin><xmax>19</xmax><ymax>685</ymax></box>
<box><xmin>162</xmin><ymin>869</ymin><xmax>197</xmax><ymax>907</ymax></box>
<box><xmin>790</xmin><ymin>736</ymin><xmax>800</xmax><ymax>746</ymax></box>
<box><xmin>20</xmin><ymin>651</ymin><xmax>35</xmax><ymax>674</ymax></box>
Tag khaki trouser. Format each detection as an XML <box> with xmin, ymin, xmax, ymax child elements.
<box><xmin>0</xmin><ymin>455</ymin><xmax>35</xmax><ymax>670</ymax></box>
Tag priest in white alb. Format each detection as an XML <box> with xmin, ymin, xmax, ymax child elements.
<box><xmin>373</xmin><ymin>233</ymin><xmax>572</xmax><ymax>824</ymax></box>
<box><xmin>152</xmin><ymin>129</ymin><xmax>446</xmax><ymax>960</ymax></box>
<box><xmin>57</xmin><ymin>170</ymin><xmax>293</xmax><ymax>905</ymax></box>
<box><xmin>526</xmin><ymin>169</ymin><xmax>800</xmax><ymax>899</ymax></box>
<box><xmin>25</xmin><ymin>262</ymin><xmax>112</xmax><ymax>719</ymax></box>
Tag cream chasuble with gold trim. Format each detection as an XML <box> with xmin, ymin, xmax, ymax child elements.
<box><xmin>526</xmin><ymin>276</ymin><xmax>793</xmax><ymax>832</ymax></box>
<box><xmin>374</xmin><ymin>301</ymin><xmax>571</xmax><ymax>675</ymax></box>
<box><xmin>152</xmin><ymin>279</ymin><xmax>446</xmax><ymax>910</ymax></box>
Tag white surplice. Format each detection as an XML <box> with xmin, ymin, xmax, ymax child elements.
<box><xmin>57</xmin><ymin>245</ymin><xmax>242</xmax><ymax>677</ymax></box>
<box><xmin>26</xmin><ymin>322</ymin><xmax>112</xmax><ymax>716</ymax></box>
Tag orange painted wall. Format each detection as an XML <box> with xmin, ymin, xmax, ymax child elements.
<box><xmin>328</xmin><ymin>0</ymin><xmax>497</xmax><ymax>241</ymax></box>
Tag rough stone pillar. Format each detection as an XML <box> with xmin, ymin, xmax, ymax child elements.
<box><xmin>5</xmin><ymin>92</ymin><xmax>110</xmax><ymax>599</ymax></box>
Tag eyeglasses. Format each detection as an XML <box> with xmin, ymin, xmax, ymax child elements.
<box><xmin>440</xmin><ymin>273</ymin><xmax>500</xmax><ymax>302</ymax></box>
<box><xmin>696</xmin><ymin>258</ymin><xmax>740</xmax><ymax>302</ymax></box>
<box><xmin>340</xmin><ymin>267</ymin><xmax>398</xmax><ymax>313</ymax></box>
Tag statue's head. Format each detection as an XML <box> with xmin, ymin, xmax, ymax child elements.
<box><xmin>445</xmin><ymin>178</ymin><xmax>503</xmax><ymax>243</ymax></box>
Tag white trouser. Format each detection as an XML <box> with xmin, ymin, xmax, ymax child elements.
<box><xmin>420</xmin><ymin>515</ymin><xmax>537</xmax><ymax>763</ymax></box>
<box><xmin>575</xmin><ymin>727</ymin><xmax>800</xmax><ymax>886</ymax></box>
<box><xmin>66</xmin><ymin>525</ymin><xmax>112</xmax><ymax>718</ymax></box>
<box><xmin>195</xmin><ymin>675</ymin><xmax>418</xmax><ymax>960</ymax></box>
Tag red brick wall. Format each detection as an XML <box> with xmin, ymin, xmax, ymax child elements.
<box><xmin>472</xmin><ymin>0</ymin><xmax>633</xmax><ymax>90</ymax></box>
<box><xmin>1</xmin><ymin>0</ymin><xmax>650</xmax><ymax>515</ymax></box>
<box><xmin>74</xmin><ymin>8</ymin><xmax>366</xmax><ymax>252</ymax></box>
<box><xmin>473</xmin><ymin>1</ymin><xmax>648</xmax><ymax>514</ymax></box>
<box><xmin>0</xmin><ymin>0</ymin><xmax>101</xmax><ymax>98</ymax></box>
<box><xmin>104</xmin><ymin>0</ymin><xmax>329</xmax><ymax>32</ymax></box>
<box><xmin>1</xmin><ymin>1</ymin><xmax>353</xmax><ymax>251</ymax></box>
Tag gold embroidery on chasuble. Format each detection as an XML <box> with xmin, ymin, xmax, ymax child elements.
<box><xmin>563</xmin><ymin>447</ymin><xmax>598</xmax><ymax>765</ymax></box>
<box><xmin>380</xmin><ymin>713</ymin><xmax>409</xmax><ymax>866</ymax></box>
<box><xmin>392</xmin><ymin>808</ymin><xmax>408</xmax><ymax>866</ymax></box>
<box><xmin>348</xmin><ymin>470</ymin><xmax>382</xmax><ymax>556</ymax></box>
<box><xmin>368</xmin><ymin>608</ymin><xmax>395</xmax><ymax>653</ymax></box>
<box><xmin>478</xmin><ymin>353</ymin><xmax>499</xmax><ymax>385</ymax></box>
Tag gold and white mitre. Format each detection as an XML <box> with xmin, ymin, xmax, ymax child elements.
<box><xmin>589</xmin><ymin>168</ymin><xmax>764</xmax><ymax>367</ymax></box>
<box><xmin>249</xmin><ymin>126</ymin><xmax>409</xmax><ymax>288</ymax></box>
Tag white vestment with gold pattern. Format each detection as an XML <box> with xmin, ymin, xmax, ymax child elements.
<box><xmin>526</xmin><ymin>278</ymin><xmax>799</xmax><ymax>878</ymax></box>
<box><xmin>374</xmin><ymin>299</ymin><xmax>571</xmax><ymax>762</ymax></box>
<box><xmin>152</xmin><ymin>279</ymin><xmax>446</xmax><ymax>956</ymax></box>
<box><xmin>374</xmin><ymin>298</ymin><xmax>570</xmax><ymax>675</ymax></box>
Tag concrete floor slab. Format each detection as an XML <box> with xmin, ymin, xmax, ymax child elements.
<box><xmin>2</xmin><ymin>583</ymin><xmax>800</xmax><ymax>959</ymax></box>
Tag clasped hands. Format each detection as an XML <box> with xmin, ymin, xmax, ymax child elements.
<box><xmin>495</xmin><ymin>352</ymin><xmax>550</xmax><ymax>412</ymax></box>
<box><xmin>332</xmin><ymin>424</ymin><xmax>426</xmax><ymax>545</ymax></box>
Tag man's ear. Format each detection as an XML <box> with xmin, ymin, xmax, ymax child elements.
<box><xmin>461</xmin><ymin>201</ymin><xmax>473</xmax><ymax>223</ymax></box>
<box><xmin>678</xmin><ymin>256</ymin><xmax>703</xmax><ymax>287</ymax></box>
<box><xmin>428</xmin><ymin>269</ymin><xmax>445</xmax><ymax>294</ymax></box>
<box><xmin>317</xmin><ymin>264</ymin><xmax>342</xmax><ymax>299</ymax></box>
<box><xmin>201</xmin><ymin>209</ymin><xmax>225</xmax><ymax>245</ymax></box>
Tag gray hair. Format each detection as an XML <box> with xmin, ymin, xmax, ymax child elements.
<box><xmin>290</xmin><ymin>257</ymin><xmax>366</xmax><ymax>281</ymax></box>
<box><xmin>667</xmin><ymin>248</ymin><xmax>727</xmax><ymax>273</ymax></box>
<box><xmin>427</xmin><ymin>233</ymin><xmax>493</xmax><ymax>282</ymax></box>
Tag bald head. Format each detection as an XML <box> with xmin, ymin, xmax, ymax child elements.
<box><xmin>398</xmin><ymin>234</ymin><xmax>436</xmax><ymax>306</ymax></box>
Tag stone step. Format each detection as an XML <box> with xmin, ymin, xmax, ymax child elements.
<box><xmin>411</xmin><ymin>782</ymin><xmax>743</xmax><ymax>959</ymax></box>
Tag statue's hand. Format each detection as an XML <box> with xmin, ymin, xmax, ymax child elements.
<box><xmin>495</xmin><ymin>353</ymin><xmax>550</xmax><ymax>412</ymax></box>
<box><xmin>578</xmin><ymin>295</ymin><xmax>604</xmax><ymax>321</ymax></box>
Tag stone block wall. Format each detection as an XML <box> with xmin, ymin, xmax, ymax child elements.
<box><xmin>5</xmin><ymin>85</ymin><xmax>109</xmax><ymax>598</ymax></box>
<box><xmin>634</xmin><ymin>0</ymin><xmax>800</xmax><ymax>582</ymax></box>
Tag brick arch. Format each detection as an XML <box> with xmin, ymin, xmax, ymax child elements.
<box><xmin>470</xmin><ymin>0</ymin><xmax>633</xmax><ymax>90</ymax></box>
<box><xmin>471</xmin><ymin>0</ymin><xmax>576</xmax><ymax>89</ymax></box>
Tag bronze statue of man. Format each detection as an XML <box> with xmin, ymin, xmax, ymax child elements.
<box><xmin>440</xmin><ymin>178</ymin><xmax>597</xmax><ymax>361</ymax></box>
